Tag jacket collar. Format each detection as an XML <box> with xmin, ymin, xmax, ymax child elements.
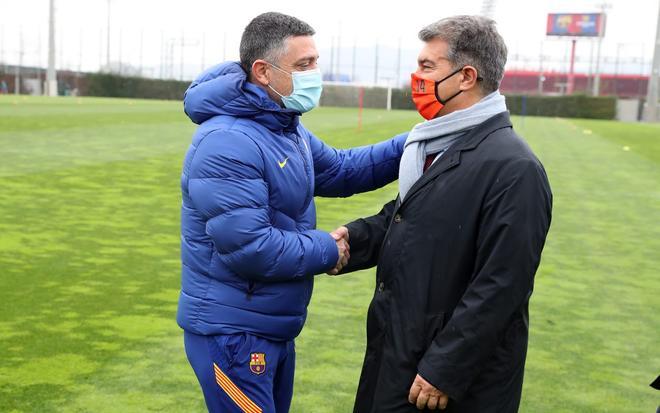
<box><xmin>447</xmin><ymin>111</ymin><xmax>512</xmax><ymax>152</ymax></box>
<box><xmin>183</xmin><ymin>61</ymin><xmax>301</xmax><ymax>133</ymax></box>
<box><xmin>396</xmin><ymin>111</ymin><xmax>512</xmax><ymax>209</ymax></box>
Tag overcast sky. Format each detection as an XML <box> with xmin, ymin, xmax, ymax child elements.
<box><xmin>1</xmin><ymin>0</ymin><xmax>658</xmax><ymax>84</ymax></box>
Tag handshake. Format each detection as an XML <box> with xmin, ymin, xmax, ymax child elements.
<box><xmin>327</xmin><ymin>226</ymin><xmax>350</xmax><ymax>275</ymax></box>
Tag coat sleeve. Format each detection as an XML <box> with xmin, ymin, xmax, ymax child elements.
<box><xmin>339</xmin><ymin>199</ymin><xmax>397</xmax><ymax>273</ymax></box>
<box><xmin>306</xmin><ymin>130</ymin><xmax>407</xmax><ymax>197</ymax></box>
<box><xmin>417</xmin><ymin>159</ymin><xmax>552</xmax><ymax>401</ymax></box>
<box><xmin>187</xmin><ymin>130</ymin><xmax>339</xmax><ymax>281</ymax></box>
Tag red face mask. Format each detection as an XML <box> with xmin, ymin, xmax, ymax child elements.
<box><xmin>411</xmin><ymin>68</ymin><xmax>464</xmax><ymax>120</ymax></box>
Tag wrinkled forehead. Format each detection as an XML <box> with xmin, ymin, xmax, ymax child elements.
<box><xmin>417</xmin><ymin>37</ymin><xmax>451</xmax><ymax>66</ymax></box>
<box><xmin>278</xmin><ymin>35</ymin><xmax>319</xmax><ymax>67</ymax></box>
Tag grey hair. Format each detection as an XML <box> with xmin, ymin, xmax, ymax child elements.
<box><xmin>419</xmin><ymin>15</ymin><xmax>507</xmax><ymax>93</ymax></box>
<box><xmin>239</xmin><ymin>12</ymin><xmax>315</xmax><ymax>73</ymax></box>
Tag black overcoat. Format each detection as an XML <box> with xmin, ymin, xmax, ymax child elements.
<box><xmin>343</xmin><ymin>112</ymin><xmax>553</xmax><ymax>413</ymax></box>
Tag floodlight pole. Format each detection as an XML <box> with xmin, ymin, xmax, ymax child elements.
<box><xmin>337</xmin><ymin>22</ymin><xmax>342</xmax><ymax>79</ymax></box>
<box><xmin>593</xmin><ymin>3</ymin><xmax>610</xmax><ymax>96</ymax></box>
<box><xmin>15</xmin><ymin>29</ymin><xmax>24</xmax><ymax>95</ymax></box>
<box><xmin>538</xmin><ymin>41</ymin><xmax>544</xmax><ymax>94</ymax></box>
<box><xmin>480</xmin><ymin>0</ymin><xmax>497</xmax><ymax>18</ymax></box>
<box><xmin>330</xmin><ymin>36</ymin><xmax>335</xmax><ymax>79</ymax></box>
<box><xmin>159</xmin><ymin>31</ymin><xmax>164</xmax><ymax>78</ymax></box>
<box><xmin>374</xmin><ymin>42</ymin><xmax>379</xmax><ymax>86</ymax></box>
<box><xmin>179</xmin><ymin>30</ymin><xmax>184</xmax><ymax>80</ymax></box>
<box><xmin>139</xmin><ymin>29</ymin><xmax>144</xmax><ymax>76</ymax></box>
<box><xmin>351</xmin><ymin>38</ymin><xmax>356</xmax><ymax>82</ymax></box>
<box><xmin>118</xmin><ymin>28</ymin><xmax>123</xmax><ymax>75</ymax></box>
<box><xmin>567</xmin><ymin>39</ymin><xmax>577</xmax><ymax>94</ymax></box>
<box><xmin>587</xmin><ymin>38</ymin><xmax>595</xmax><ymax>92</ymax></box>
<box><xmin>223</xmin><ymin>32</ymin><xmax>226</xmax><ymax>61</ymax></box>
<box><xmin>106</xmin><ymin>0</ymin><xmax>112</xmax><ymax>68</ymax></box>
<box><xmin>644</xmin><ymin>2</ymin><xmax>660</xmax><ymax>122</ymax></box>
<box><xmin>396</xmin><ymin>37</ymin><xmax>401</xmax><ymax>87</ymax></box>
<box><xmin>98</xmin><ymin>29</ymin><xmax>103</xmax><ymax>71</ymax></box>
<box><xmin>46</xmin><ymin>0</ymin><xmax>57</xmax><ymax>96</ymax></box>
<box><xmin>593</xmin><ymin>34</ymin><xmax>603</xmax><ymax>96</ymax></box>
<box><xmin>200</xmin><ymin>32</ymin><xmax>205</xmax><ymax>73</ymax></box>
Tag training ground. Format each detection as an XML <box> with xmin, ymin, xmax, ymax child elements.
<box><xmin>0</xmin><ymin>96</ymin><xmax>658</xmax><ymax>412</ymax></box>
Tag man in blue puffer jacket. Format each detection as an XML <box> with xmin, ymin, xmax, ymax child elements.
<box><xmin>177</xmin><ymin>12</ymin><xmax>407</xmax><ymax>413</ymax></box>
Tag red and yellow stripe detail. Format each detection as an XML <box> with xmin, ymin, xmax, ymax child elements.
<box><xmin>213</xmin><ymin>363</ymin><xmax>263</xmax><ymax>413</ymax></box>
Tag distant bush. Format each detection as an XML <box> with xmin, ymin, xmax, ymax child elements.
<box><xmin>322</xmin><ymin>85</ymin><xmax>615</xmax><ymax>119</ymax></box>
<box><xmin>83</xmin><ymin>73</ymin><xmax>617</xmax><ymax>120</ymax></box>
<box><xmin>86</xmin><ymin>73</ymin><xmax>188</xmax><ymax>100</ymax></box>
<box><xmin>505</xmin><ymin>94</ymin><xmax>617</xmax><ymax>120</ymax></box>
<box><xmin>320</xmin><ymin>85</ymin><xmax>415</xmax><ymax>110</ymax></box>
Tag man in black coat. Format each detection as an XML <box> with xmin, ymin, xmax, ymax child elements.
<box><xmin>328</xmin><ymin>16</ymin><xmax>552</xmax><ymax>412</ymax></box>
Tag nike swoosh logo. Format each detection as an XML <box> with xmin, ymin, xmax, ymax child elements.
<box><xmin>278</xmin><ymin>158</ymin><xmax>289</xmax><ymax>169</ymax></box>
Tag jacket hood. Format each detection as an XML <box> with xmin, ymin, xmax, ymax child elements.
<box><xmin>183</xmin><ymin>61</ymin><xmax>300</xmax><ymax>131</ymax></box>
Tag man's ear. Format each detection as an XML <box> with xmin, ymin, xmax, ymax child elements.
<box><xmin>459</xmin><ymin>65</ymin><xmax>480</xmax><ymax>91</ymax></box>
<box><xmin>251</xmin><ymin>60</ymin><xmax>270</xmax><ymax>86</ymax></box>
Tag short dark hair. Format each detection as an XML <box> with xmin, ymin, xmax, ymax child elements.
<box><xmin>239</xmin><ymin>12</ymin><xmax>315</xmax><ymax>73</ymax></box>
<box><xmin>419</xmin><ymin>15</ymin><xmax>508</xmax><ymax>94</ymax></box>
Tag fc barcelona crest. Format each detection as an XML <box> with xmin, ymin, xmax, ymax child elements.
<box><xmin>250</xmin><ymin>353</ymin><xmax>266</xmax><ymax>375</ymax></box>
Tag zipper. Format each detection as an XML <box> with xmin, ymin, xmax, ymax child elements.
<box><xmin>288</xmin><ymin>132</ymin><xmax>312</xmax><ymax>212</ymax></box>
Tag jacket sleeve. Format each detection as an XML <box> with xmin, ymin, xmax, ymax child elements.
<box><xmin>339</xmin><ymin>199</ymin><xmax>397</xmax><ymax>274</ymax></box>
<box><xmin>306</xmin><ymin>130</ymin><xmax>407</xmax><ymax>197</ymax></box>
<box><xmin>418</xmin><ymin>159</ymin><xmax>552</xmax><ymax>401</ymax></box>
<box><xmin>187</xmin><ymin>130</ymin><xmax>339</xmax><ymax>282</ymax></box>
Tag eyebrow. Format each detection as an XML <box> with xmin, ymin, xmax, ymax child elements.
<box><xmin>295</xmin><ymin>55</ymin><xmax>319</xmax><ymax>65</ymax></box>
<box><xmin>418</xmin><ymin>58</ymin><xmax>435</xmax><ymax>66</ymax></box>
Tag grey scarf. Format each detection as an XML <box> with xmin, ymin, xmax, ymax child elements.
<box><xmin>398</xmin><ymin>91</ymin><xmax>508</xmax><ymax>200</ymax></box>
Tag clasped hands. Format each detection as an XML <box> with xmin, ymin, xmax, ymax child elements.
<box><xmin>327</xmin><ymin>226</ymin><xmax>349</xmax><ymax>275</ymax></box>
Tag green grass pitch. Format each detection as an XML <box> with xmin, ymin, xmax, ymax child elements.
<box><xmin>0</xmin><ymin>95</ymin><xmax>658</xmax><ymax>412</ymax></box>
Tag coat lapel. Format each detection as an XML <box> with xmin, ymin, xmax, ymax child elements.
<box><xmin>400</xmin><ymin>150</ymin><xmax>462</xmax><ymax>206</ymax></box>
<box><xmin>395</xmin><ymin>112</ymin><xmax>513</xmax><ymax>212</ymax></box>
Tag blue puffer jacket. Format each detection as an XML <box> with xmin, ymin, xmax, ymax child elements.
<box><xmin>177</xmin><ymin>62</ymin><xmax>407</xmax><ymax>341</ymax></box>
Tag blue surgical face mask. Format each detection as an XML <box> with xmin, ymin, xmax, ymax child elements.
<box><xmin>266</xmin><ymin>63</ymin><xmax>323</xmax><ymax>113</ymax></box>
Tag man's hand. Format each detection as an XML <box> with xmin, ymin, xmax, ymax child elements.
<box><xmin>327</xmin><ymin>226</ymin><xmax>350</xmax><ymax>275</ymax></box>
<box><xmin>408</xmin><ymin>374</ymin><xmax>449</xmax><ymax>410</ymax></box>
